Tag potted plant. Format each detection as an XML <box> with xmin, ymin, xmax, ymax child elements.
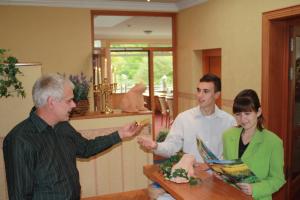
<box><xmin>0</xmin><ymin>49</ymin><xmax>25</xmax><ymax>98</ymax></box>
<box><xmin>68</xmin><ymin>72</ymin><xmax>92</xmax><ymax>115</ymax></box>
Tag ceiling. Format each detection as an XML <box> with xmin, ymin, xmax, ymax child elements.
<box><xmin>94</xmin><ymin>15</ymin><xmax>172</xmax><ymax>40</ymax></box>
<box><xmin>109</xmin><ymin>0</ymin><xmax>179</xmax><ymax>2</ymax></box>
<box><xmin>0</xmin><ymin>0</ymin><xmax>208</xmax><ymax>40</ymax></box>
<box><xmin>0</xmin><ymin>0</ymin><xmax>208</xmax><ymax>12</ymax></box>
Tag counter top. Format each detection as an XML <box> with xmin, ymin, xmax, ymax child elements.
<box><xmin>70</xmin><ymin>110</ymin><xmax>152</xmax><ymax>120</ymax></box>
<box><xmin>143</xmin><ymin>164</ymin><xmax>252</xmax><ymax>200</ymax></box>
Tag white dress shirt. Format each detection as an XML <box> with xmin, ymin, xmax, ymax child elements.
<box><xmin>154</xmin><ymin>105</ymin><xmax>236</xmax><ymax>162</ymax></box>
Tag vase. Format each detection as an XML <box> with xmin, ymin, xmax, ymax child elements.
<box><xmin>71</xmin><ymin>99</ymin><xmax>89</xmax><ymax>116</ymax></box>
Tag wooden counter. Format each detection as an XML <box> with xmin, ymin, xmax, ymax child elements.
<box><xmin>70</xmin><ymin>110</ymin><xmax>152</xmax><ymax>120</ymax></box>
<box><xmin>70</xmin><ymin>113</ymin><xmax>153</xmax><ymax>198</ymax></box>
<box><xmin>143</xmin><ymin>164</ymin><xmax>252</xmax><ymax>200</ymax></box>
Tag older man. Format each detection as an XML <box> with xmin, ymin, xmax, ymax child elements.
<box><xmin>3</xmin><ymin>74</ymin><xmax>143</xmax><ymax>200</ymax></box>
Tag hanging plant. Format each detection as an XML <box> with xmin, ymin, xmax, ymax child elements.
<box><xmin>0</xmin><ymin>49</ymin><xmax>25</xmax><ymax>98</ymax></box>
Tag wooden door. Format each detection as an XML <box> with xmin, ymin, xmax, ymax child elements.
<box><xmin>289</xmin><ymin>22</ymin><xmax>300</xmax><ymax>200</ymax></box>
<box><xmin>262</xmin><ymin>5</ymin><xmax>300</xmax><ymax>200</ymax></box>
<box><xmin>202</xmin><ymin>48</ymin><xmax>221</xmax><ymax>107</ymax></box>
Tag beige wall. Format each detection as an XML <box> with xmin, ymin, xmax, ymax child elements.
<box><xmin>177</xmin><ymin>0</ymin><xmax>299</xmax><ymax>112</ymax></box>
<box><xmin>0</xmin><ymin>6</ymin><xmax>92</xmax><ymax>77</ymax></box>
<box><xmin>2</xmin><ymin>1</ymin><xmax>299</xmax><ymax>114</ymax></box>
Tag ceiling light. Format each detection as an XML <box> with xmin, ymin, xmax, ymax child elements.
<box><xmin>147</xmin><ymin>0</ymin><xmax>150</xmax><ymax>2</ymax></box>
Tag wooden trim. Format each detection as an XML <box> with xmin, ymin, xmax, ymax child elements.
<box><xmin>262</xmin><ymin>5</ymin><xmax>300</xmax><ymax>127</ymax></box>
<box><xmin>177</xmin><ymin>91</ymin><xmax>233</xmax><ymax>109</ymax></box>
<box><xmin>70</xmin><ymin>110</ymin><xmax>152</xmax><ymax>120</ymax></box>
<box><xmin>91</xmin><ymin>10</ymin><xmax>176</xmax><ymax>17</ymax></box>
<box><xmin>110</xmin><ymin>47</ymin><xmax>173</xmax><ymax>52</ymax></box>
<box><xmin>262</xmin><ymin>4</ymin><xmax>300</xmax><ymax>200</ymax></box>
<box><xmin>81</xmin><ymin>189</ymin><xmax>149</xmax><ymax>200</ymax></box>
<box><xmin>172</xmin><ymin>14</ymin><xmax>178</xmax><ymax>117</ymax></box>
<box><xmin>201</xmin><ymin>48</ymin><xmax>222</xmax><ymax>107</ymax></box>
<box><xmin>91</xmin><ymin>12</ymin><xmax>95</xmax><ymax>53</ymax></box>
<box><xmin>178</xmin><ymin>91</ymin><xmax>195</xmax><ymax>100</ymax></box>
<box><xmin>261</xmin><ymin>14</ymin><xmax>270</xmax><ymax>127</ymax></box>
<box><xmin>262</xmin><ymin>5</ymin><xmax>300</xmax><ymax>20</ymax></box>
<box><xmin>148</xmin><ymin>50</ymin><xmax>155</xmax><ymax>141</ymax></box>
<box><xmin>202</xmin><ymin>48</ymin><xmax>221</xmax><ymax>75</ymax></box>
<box><xmin>202</xmin><ymin>48</ymin><xmax>221</xmax><ymax>56</ymax></box>
<box><xmin>90</xmin><ymin>10</ymin><xmax>177</xmax><ymax>141</ymax></box>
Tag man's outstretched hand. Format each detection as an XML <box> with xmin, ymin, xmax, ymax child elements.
<box><xmin>118</xmin><ymin>121</ymin><xmax>146</xmax><ymax>139</ymax></box>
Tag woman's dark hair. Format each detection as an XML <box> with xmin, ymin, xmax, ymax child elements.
<box><xmin>200</xmin><ymin>73</ymin><xmax>221</xmax><ymax>92</ymax></box>
<box><xmin>233</xmin><ymin>89</ymin><xmax>264</xmax><ymax>131</ymax></box>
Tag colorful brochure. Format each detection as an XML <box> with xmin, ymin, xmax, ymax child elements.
<box><xmin>197</xmin><ymin>139</ymin><xmax>258</xmax><ymax>185</ymax></box>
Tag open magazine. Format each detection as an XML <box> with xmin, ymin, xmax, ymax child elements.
<box><xmin>197</xmin><ymin>139</ymin><xmax>258</xmax><ymax>185</ymax></box>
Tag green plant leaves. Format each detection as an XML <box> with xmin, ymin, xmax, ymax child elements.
<box><xmin>0</xmin><ymin>49</ymin><xmax>25</xmax><ymax>98</ymax></box>
<box><xmin>69</xmin><ymin>73</ymin><xmax>92</xmax><ymax>102</ymax></box>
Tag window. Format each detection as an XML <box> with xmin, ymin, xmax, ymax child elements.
<box><xmin>153</xmin><ymin>51</ymin><xmax>173</xmax><ymax>93</ymax></box>
<box><xmin>111</xmin><ymin>50</ymin><xmax>149</xmax><ymax>93</ymax></box>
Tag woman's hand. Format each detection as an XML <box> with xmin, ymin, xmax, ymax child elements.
<box><xmin>137</xmin><ymin>136</ymin><xmax>158</xmax><ymax>151</ymax></box>
<box><xmin>236</xmin><ymin>183</ymin><xmax>253</xmax><ymax>196</ymax></box>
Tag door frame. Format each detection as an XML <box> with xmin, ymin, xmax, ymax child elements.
<box><xmin>262</xmin><ymin>4</ymin><xmax>300</xmax><ymax>200</ymax></box>
<box><xmin>91</xmin><ymin>11</ymin><xmax>177</xmax><ymax>115</ymax></box>
<box><xmin>91</xmin><ymin>10</ymin><xmax>177</xmax><ymax>141</ymax></box>
<box><xmin>202</xmin><ymin>48</ymin><xmax>221</xmax><ymax>107</ymax></box>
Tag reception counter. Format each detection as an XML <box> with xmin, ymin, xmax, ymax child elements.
<box><xmin>70</xmin><ymin>111</ymin><xmax>153</xmax><ymax>198</ymax></box>
<box><xmin>143</xmin><ymin>164</ymin><xmax>252</xmax><ymax>200</ymax></box>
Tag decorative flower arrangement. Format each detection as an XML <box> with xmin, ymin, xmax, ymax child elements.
<box><xmin>69</xmin><ymin>72</ymin><xmax>92</xmax><ymax>103</ymax></box>
<box><xmin>156</xmin><ymin>129</ymin><xmax>199</xmax><ymax>185</ymax></box>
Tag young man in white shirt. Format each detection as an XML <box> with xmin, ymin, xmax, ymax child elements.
<box><xmin>138</xmin><ymin>73</ymin><xmax>235</xmax><ymax>162</ymax></box>
<box><xmin>138</xmin><ymin>74</ymin><xmax>236</xmax><ymax>199</ymax></box>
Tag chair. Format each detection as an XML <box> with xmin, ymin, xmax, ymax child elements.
<box><xmin>158</xmin><ymin>96</ymin><xmax>169</xmax><ymax>128</ymax></box>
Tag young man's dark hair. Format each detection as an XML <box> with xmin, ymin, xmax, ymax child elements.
<box><xmin>199</xmin><ymin>73</ymin><xmax>221</xmax><ymax>92</ymax></box>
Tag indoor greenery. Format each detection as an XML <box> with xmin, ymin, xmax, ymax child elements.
<box><xmin>156</xmin><ymin>129</ymin><xmax>169</xmax><ymax>142</ymax></box>
<box><xmin>159</xmin><ymin>151</ymin><xmax>199</xmax><ymax>185</ymax></box>
<box><xmin>156</xmin><ymin>129</ymin><xmax>200</xmax><ymax>185</ymax></box>
<box><xmin>111</xmin><ymin>49</ymin><xmax>173</xmax><ymax>93</ymax></box>
<box><xmin>68</xmin><ymin>72</ymin><xmax>92</xmax><ymax>102</ymax></box>
<box><xmin>0</xmin><ymin>49</ymin><xmax>25</xmax><ymax>98</ymax></box>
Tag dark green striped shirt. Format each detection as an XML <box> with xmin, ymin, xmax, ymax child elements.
<box><xmin>3</xmin><ymin>108</ymin><xmax>121</xmax><ymax>200</ymax></box>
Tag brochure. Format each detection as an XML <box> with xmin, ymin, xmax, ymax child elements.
<box><xmin>197</xmin><ymin>139</ymin><xmax>258</xmax><ymax>184</ymax></box>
